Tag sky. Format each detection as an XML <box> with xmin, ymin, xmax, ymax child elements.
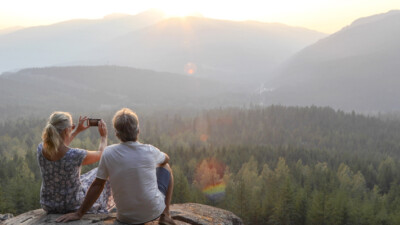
<box><xmin>0</xmin><ymin>0</ymin><xmax>399</xmax><ymax>33</ymax></box>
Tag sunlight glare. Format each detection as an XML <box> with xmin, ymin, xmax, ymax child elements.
<box><xmin>184</xmin><ymin>62</ymin><xmax>197</xmax><ymax>75</ymax></box>
<box><xmin>1</xmin><ymin>0</ymin><xmax>400</xmax><ymax>33</ymax></box>
<box><xmin>154</xmin><ymin>1</ymin><xmax>198</xmax><ymax>17</ymax></box>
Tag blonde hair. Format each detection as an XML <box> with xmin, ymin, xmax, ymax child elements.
<box><xmin>41</xmin><ymin>111</ymin><xmax>72</xmax><ymax>157</ymax></box>
<box><xmin>112</xmin><ymin>108</ymin><xmax>139</xmax><ymax>142</ymax></box>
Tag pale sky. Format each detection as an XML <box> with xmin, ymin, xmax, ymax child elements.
<box><xmin>0</xmin><ymin>0</ymin><xmax>399</xmax><ymax>33</ymax></box>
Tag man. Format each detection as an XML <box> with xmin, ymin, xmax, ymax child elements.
<box><xmin>57</xmin><ymin>108</ymin><xmax>176</xmax><ymax>225</ymax></box>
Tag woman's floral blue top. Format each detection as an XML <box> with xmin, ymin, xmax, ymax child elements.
<box><xmin>37</xmin><ymin>143</ymin><xmax>114</xmax><ymax>213</ymax></box>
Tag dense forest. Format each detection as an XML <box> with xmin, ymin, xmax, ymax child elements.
<box><xmin>2</xmin><ymin>105</ymin><xmax>400</xmax><ymax>225</ymax></box>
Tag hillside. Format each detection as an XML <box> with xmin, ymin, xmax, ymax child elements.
<box><xmin>93</xmin><ymin>17</ymin><xmax>325</xmax><ymax>85</ymax></box>
<box><xmin>264</xmin><ymin>10</ymin><xmax>400</xmax><ymax>112</ymax></box>
<box><xmin>0</xmin><ymin>9</ymin><xmax>166</xmax><ymax>73</ymax></box>
<box><xmin>0</xmin><ymin>26</ymin><xmax>23</xmax><ymax>36</ymax></box>
<box><xmin>0</xmin><ymin>12</ymin><xmax>325</xmax><ymax>87</ymax></box>
<box><xmin>0</xmin><ymin>66</ymin><xmax>244</xmax><ymax>121</ymax></box>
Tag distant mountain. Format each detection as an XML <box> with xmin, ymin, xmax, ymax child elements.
<box><xmin>0</xmin><ymin>9</ymin><xmax>167</xmax><ymax>73</ymax></box>
<box><xmin>0</xmin><ymin>13</ymin><xmax>325</xmax><ymax>87</ymax></box>
<box><xmin>0</xmin><ymin>66</ymin><xmax>246</xmax><ymax>120</ymax></box>
<box><xmin>265</xmin><ymin>10</ymin><xmax>400</xmax><ymax>112</ymax></box>
<box><xmin>89</xmin><ymin>17</ymin><xmax>325</xmax><ymax>85</ymax></box>
<box><xmin>0</xmin><ymin>26</ymin><xmax>23</xmax><ymax>35</ymax></box>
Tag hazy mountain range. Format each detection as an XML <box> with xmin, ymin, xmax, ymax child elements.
<box><xmin>0</xmin><ymin>9</ymin><xmax>325</xmax><ymax>86</ymax></box>
<box><xmin>1</xmin><ymin>10</ymin><xmax>400</xmax><ymax>115</ymax></box>
<box><xmin>0</xmin><ymin>66</ymin><xmax>247</xmax><ymax>121</ymax></box>
<box><xmin>0</xmin><ymin>26</ymin><xmax>24</xmax><ymax>36</ymax></box>
<box><xmin>263</xmin><ymin>10</ymin><xmax>400</xmax><ymax>112</ymax></box>
<box><xmin>90</xmin><ymin>17</ymin><xmax>325</xmax><ymax>85</ymax></box>
<box><xmin>0</xmin><ymin>9</ymin><xmax>167</xmax><ymax>74</ymax></box>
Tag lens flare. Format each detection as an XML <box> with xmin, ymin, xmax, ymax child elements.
<box><xmin>194</xmin><ymin>158</ymin><xmax>227</xmax><ymax>201</ymax></box>
<box><xmin>200</xmin><ymin>133</ymin><xmax>209</xmax><ymax>142</ymax></box>
<box><xmin>194</xmin><ymin>117</ymin><xmax>209</xmax><ymax>142</ymax></box>
<box><xmin>202</xmin><ymin>181</ymin><xmax>226</xmax><ymax>200</ymax></box>
<box><xmin>184</xmin><ymin>62</ymin><xmax>197</xmax><ymax>75</ymax></box>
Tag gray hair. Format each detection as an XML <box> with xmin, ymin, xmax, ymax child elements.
<box><xmin>112</xmin><ymin>108</ymin><xmax>139</xmax><ymax>142</ymax></box>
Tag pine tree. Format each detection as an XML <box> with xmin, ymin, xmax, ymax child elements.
<box><xmin>268</xmin><ymin>178</ymin><xmax>297</xmax><ymax>225</ymax></box>
<box><xmin>377</xmin><ymin>157</ymin><xmax>395</xmax><ymax>194</ymax></box>
<box><xmin>307</xmin><ymin>191</ymin><xmax>326</xmax><ymax>225</ymax></box>
<box><xmin>172</xmin><ymin>165</ymin><xmax>191</xmax><ymax>203</ymax></box>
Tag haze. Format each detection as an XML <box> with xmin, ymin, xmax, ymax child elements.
<box><xmin>1</xmin><ymin>2</ymin><xmax>400</xmax><ymax>114</ymax></box>
<box><xmin>1</xmin><ymin>0</ymin><xmax>399</xmax><ymax>33</ymax></box>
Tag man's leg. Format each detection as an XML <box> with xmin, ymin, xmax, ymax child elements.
<box><xmin>157</xmin><ymin>163</ymin><xmax>176</xmax><ymax>225</ymax></box>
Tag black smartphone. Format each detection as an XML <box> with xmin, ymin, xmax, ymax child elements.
<box><xmin>88</xmin><ymin>118</ymin><xmax>101</xmax><ymax>126</ymax></box>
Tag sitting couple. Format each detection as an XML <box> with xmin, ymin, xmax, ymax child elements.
<box><xmin>38</xmin><ymin>108</ymin><xmax>176</xmax><ymax>225</ymax></box>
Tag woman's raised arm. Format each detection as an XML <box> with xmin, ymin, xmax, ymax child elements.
<box><xmin>82</xmin><ymin>120</ymin><xmax>107</xmax><ymax>165</ymax></box>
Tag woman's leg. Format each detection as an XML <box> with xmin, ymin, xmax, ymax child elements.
<box><xmin>80</xmin><ymin>167</ymin><xmax>115</xmax><ymax>213</ymax></box>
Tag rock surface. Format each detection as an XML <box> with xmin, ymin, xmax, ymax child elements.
<box><xmin>1</xmin><ymin>203</ymin><xmax>243</xmax><ymax>225</ymax></box>
<box><xmin>0</xmin><ymin>214</ymin><xmax>13</xmax><ymax>222</ymax></box>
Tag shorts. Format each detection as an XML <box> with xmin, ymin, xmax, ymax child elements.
<box><xmin>156</xmin><ymin>167</ymin><xmax>170</xmax><ymax>197</ymax></box>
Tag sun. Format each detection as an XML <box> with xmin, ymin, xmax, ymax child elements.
<box><xmin>155</xmin><ymin>2</ymin><xmax>199</xmax><ymax>18</ymax></box>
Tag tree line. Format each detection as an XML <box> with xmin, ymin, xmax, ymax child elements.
<box><xmin>1</xmin><ymin>105</ymin><xmax>400</xmax><ymax>224</ymax></box>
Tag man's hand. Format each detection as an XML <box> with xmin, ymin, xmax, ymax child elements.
<box><xmin>56</xmin><ymin>212</ymin><xmax>82</xmax><ymax>223</ymax></box>
<box><xmin>56</xmin><ymin>178</ymin><xmax>106</xmax><ymax>222</ymax></box>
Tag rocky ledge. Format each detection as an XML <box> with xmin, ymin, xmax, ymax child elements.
<box><xmin>0</xmin><ymin>214</ymin><xmax>13</xmax><ymax>222</ymax></box>
<box><xmin>1</xmin><ymin>203</ymin><xmax>243</xmax><ymax>225</ymax></box>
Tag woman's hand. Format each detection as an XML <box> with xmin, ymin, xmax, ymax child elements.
<box><xmin>66</xmin><ymin>116</ymin><xmax>89</xmax><ymax>145</ymax></box>
<box><xmin>98</xmin><ymin>119</ymin><xmax>108</xmax><ymax>138</ymax></box>
<box><xmin>75</xmin><ymin>116</ymin><xmax>90</xmax><ymax>133</ymax></box>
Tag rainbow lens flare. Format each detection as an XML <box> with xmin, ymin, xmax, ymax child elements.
<box><xmin>195</xmin><ymin>158</ymin><xmax>227</xmax><ymax>201</ymax></box>
<box><xmin>202</xmin><ymin>181</ymin><xmax>226</xmax><ymax>200</ymax></box>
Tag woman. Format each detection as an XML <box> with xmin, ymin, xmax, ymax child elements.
<box><xmin>37</xmin><ymin>111</ymin><xmax>114</xmax><ymax>213</ymax></box>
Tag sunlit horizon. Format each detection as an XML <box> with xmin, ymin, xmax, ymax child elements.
<box><xmin>1</xmin><ymin>0</ymin><xmax>399</xmax><ymax>34</ymax></box>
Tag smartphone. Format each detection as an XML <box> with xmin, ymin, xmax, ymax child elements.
<box><xmin>88</xmin><ymin>118</ymin><xmax>101</xmax><ymax>126</ymax></box>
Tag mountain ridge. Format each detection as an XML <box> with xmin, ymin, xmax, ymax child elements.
<box><xmin>0</xmin><ymin>65</ymin><xmax>246</xmax><ymax>121</ymax></box>
<box><xmin>0</xmin><ymin>10</ymin><xmax>168</xmax><ymax>73</ymax></box>
<box><xmin>93</xmin><ymin>16</ymin><xmax>325</xmax><ymax>85</ymax></box>
<box><xmin>0</xmin><ymin>11</ymin><xmax>325</xmax><ymax>87</ymax></box>
<box><xmin>264</xmin><ymin>10</ymin><xmax>400</xmax><ymax>112</ymax></box>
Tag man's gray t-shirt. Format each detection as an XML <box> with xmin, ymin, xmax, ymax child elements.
<box><xmin>96</xmin><ymin>141</ymin><xmax>166</xmax><ymax>224</ymax></box>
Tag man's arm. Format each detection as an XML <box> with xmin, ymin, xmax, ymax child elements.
<box><xmin>56</xmin><ymin>178</ymin><xmax>106</xmax><ymax>223</ymax></box>
<box><xmin>159</xmin><ymin>153</ymin><xmax>170</xmax><ymax>166</ymax></box>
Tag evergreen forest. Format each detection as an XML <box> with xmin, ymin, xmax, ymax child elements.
<box><xmin>1</xmin><ymin>105</ymin><xmax>400</xmax><ymax>225</ymax></box>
